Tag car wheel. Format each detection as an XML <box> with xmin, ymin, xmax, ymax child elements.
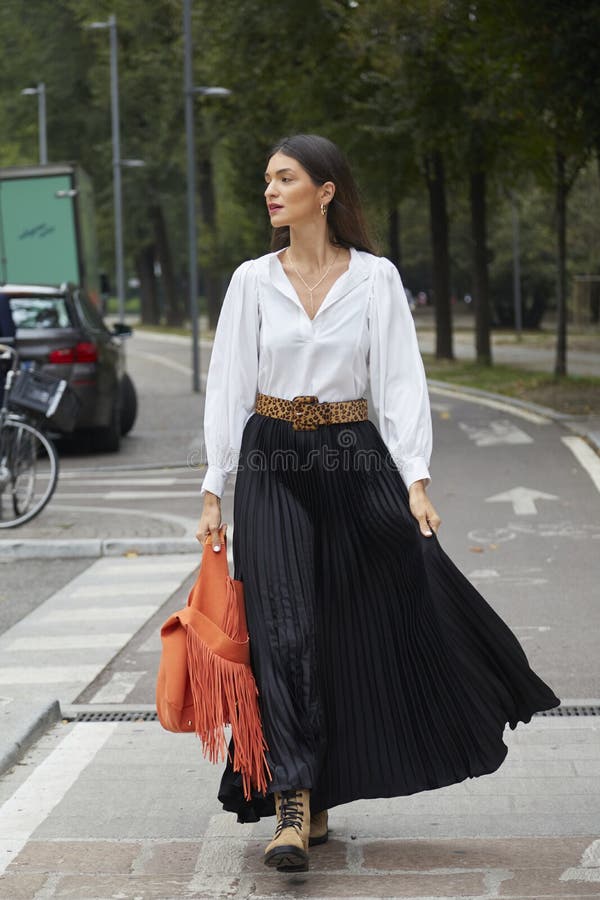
<box><xmin>92</xmin><ymin>398</ymin><xmax>121</xmax><ymax>453</ymax></box>
<box><xmin>120</xmin><ymin>372</ymin><xmax>137</xmax><ymax>436</ymax></box>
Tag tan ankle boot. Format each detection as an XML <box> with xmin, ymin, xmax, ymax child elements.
<box><xmin>263</xmin><ymin>788</ymin><xmax>310</xmax><ymax>872</ymax></box>
<box><xmin>309</xmin><ymin>808</ymin><xmax>329</xmax><ymax>846</ymax></box>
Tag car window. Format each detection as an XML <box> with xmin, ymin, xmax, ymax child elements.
<box><xmin>75</xmin><ymin>291</ymin><xmax>110</xmax><ymax>335</ymax></box>
<box><xmin>9</xmin><ymin>296</ymin><xmax>73</xmax><ymax>330</ymax></box>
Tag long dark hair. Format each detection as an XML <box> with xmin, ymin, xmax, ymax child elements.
<box><xmin>267</xmin><ymin>134</ymin><xmax>376</xmax><ymax>254</ymax></box>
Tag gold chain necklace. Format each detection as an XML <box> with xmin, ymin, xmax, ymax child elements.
<box><xmin>287</xmin><ymin>246</ymin><xmax>340</xmax><ymax>318</ymax></box>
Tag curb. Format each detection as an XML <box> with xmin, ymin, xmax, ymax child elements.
<box><xmin>427</xmin><ymin>380</ymin><xmax>570</xmax><ymax>421</ymax></box>
<box><xmin>0</xmin><ymin>699</ymin><xmax>62</xmax><ymax>777</ymax></box>
<box><xmin>0</xmin><ymin>537</ymin><xmax>200</xmax><ymax>560</ymax></box>
<box><xmin>427</xmin><ymin>379</ymin><xmax>600</xmax><ymax>453</ymax></box>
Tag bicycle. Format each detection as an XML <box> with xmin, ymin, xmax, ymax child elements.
<box><xmin>0</xmin><ymin>343</ymin><xmax>66</xmax><ymax>528</ymax></box>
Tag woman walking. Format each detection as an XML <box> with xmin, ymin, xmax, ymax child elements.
<box><xmin>196</xmin><ymin>133</ymin><xmax>560</xmax><ymax>873</ymax></box>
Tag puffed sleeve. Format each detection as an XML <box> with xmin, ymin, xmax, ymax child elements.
<box><xmin>200</xmin><ymin>259</ymin><xmax>259</xmax><ymax>498</ymax></box>
<box><xmin>368</xmin><ymin>256</ymin><xmax>432</xmax><ymax>490</ymax></box>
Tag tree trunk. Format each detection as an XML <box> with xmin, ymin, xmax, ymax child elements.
<box><xmin>425</xmin><ymin>151</ymin><xmax>453</xmax><ymax>359</ymax></box>
<box><xmin>151</xmin><ymin>204</ymin><xmax>182</xmax><ymax>327</ymax></box>
<box><xmin>135</xmin><ymin>244</ymin><xmax>159</xmax><ymax>325</ymax></box>
<box><xmin>469</xmin><ymin>168</ymin><xmax>492</xmax><ymax>365</ymax></box>
<box><xmin>388</xmin><ymin>201</ymin><xmax>401</xmax><ymax>269</ymax></box>
<box><xmin>198</xmin><ymin>153</ymin><xmax>221</xmax><ymax>329</ymax></box>
<box><xmin>554</xmin><ymin>150</ymin><xmax>568</xmax><ymax>377</ymax></box>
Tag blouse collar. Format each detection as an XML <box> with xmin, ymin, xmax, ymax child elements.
<box><xmin>266</xmin><ymin>245</ymin><xmax>370</xmax><ymax>321</ymax></box>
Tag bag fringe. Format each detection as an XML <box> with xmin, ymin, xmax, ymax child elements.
<box><xmin>186</xmin><ymin>627</ymin><xmax>271</xmax><ymax>800</ymax></box>
<box><xmin>221</xmin><ymin>577</ymin><xmax>242</xmax><ymax>640</ymax></box>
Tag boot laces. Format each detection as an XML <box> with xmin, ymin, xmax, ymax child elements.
<box><xmin>275</xmin><ymin>790</ymin><xmax>304</xmax><ymax>836</ymax></box>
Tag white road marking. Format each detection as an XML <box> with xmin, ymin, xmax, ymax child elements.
<box><xmin>57</xmin><ymin>477</ymin><xmax>180</xmax><ymax>486</ymax></box>
<box><xmin>89</xmin><ymin>670</ymin><xmax>146</xmax><ymax>704</ymax></box>
<box><xmin>0</xmin><ymin>723</ymin><xmax>116</xmax><ymax>875</ymax></box>
<box><xmin>41</xmin><ymin>605</ymin><xmax>157</xmax><ymax>623</ymax></box>
<box><xmin>127</xmin><ymin>347</ymin><xmax>193</xmax><ymax>376</ymax></box>
<box><xmin>139</xmin><ymin>631</ymin><xmax>162</xmax><ymax>653</ymax></box>
<box><xmin>459</xmin><ymin>419</ymin><xmax>533</xmax><ymax>446</ymax></box>
<box><xmin>561</xmin><ymin>838</ymin><xmax>600</xmax><ymax>883</ymax></box>
<box><xmin>187</xmin><ymin>812</ymin><xmax>250</xmax><ymax>895</ymax></box>
<box><xmin>468</xmin><ymin>521</ymin><xmax>600</xmax><ymax>543</ymax></box>
<box><xmin>49</xmin><ymin>503</ymin><xmax>198</xmax><ymax>539</ymax></box>
<box><xmin>428</xmin><ymin>384</ymin><xmax>551</xmax><ymax>424</ymax></box>
<box><xmin>68</xmin><ymin>581</ymin><xmax>182</xmax><ymax>598</ymax></box>
<box><xmin>468</xmin><ymin>569</ymin><xmax>499</xmax><ymax>579</ymax></box>
<box><xmin>0</xmin><ymin>665</ymin><xmax>100</xmax><ymax>685</ymax></box>
<box><xmin>513</xmin><ymin>625</ymin><xmax>551</xmax><ymax>632</ymax></box>
<box><xmin>99</xmin><ymin>560</ymin><xmax>199</xmax><ymax>575</ymax></box>
<box><xmin>4</xmin><ymin>633</ymin><xmax>134</xmax><ymax>652</ymax></box>
<box><xmin>562</xmin><ymin>435</ymin><xmax>600</xmax><ymax>494</ymax></box>
<box><xmin>53</xmin><ymin>490</ymin><xmax>202</xmax><ymax>500</ymax></box>
<box><xmin>468</xmin><ymin>567</ymin><xmax>549</xmax><ymax>587</ymax></box>
<box><xmin>486</xmin><ymin>486</ymin><xmax>558</xmax><ymax>515</ymax></box>
<box><xmin>0</xmin><ymin>554</ymin><xmax>199</xmax><ymax>702</ymax></box>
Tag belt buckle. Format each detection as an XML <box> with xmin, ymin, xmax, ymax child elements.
<box><xmin>291</xmin><ymin>395</ymin><xmax>326</xmax><ymax>431</ymax></box>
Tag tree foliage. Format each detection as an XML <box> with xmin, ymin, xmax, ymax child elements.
<box><xmin>1</xmin><ymin>0</ymin><xmax>599</xmax><ymax>366</ymax></box>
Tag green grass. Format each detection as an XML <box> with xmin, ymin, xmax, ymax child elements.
<box><xmin>423</xmin><ymin>355</ymin><xmax>600</xmax><ymax>415</ymax></box>
<box><xmin>105</xmin><ymin>297</ymin><xmax>141</xmax><ymax>315</ymax></box>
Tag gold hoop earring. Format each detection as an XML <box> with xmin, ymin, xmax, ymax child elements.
<box><xmin>320</xmin><ymin>203</ymin><xmax>327</xmax><ymax>216</ymax></box>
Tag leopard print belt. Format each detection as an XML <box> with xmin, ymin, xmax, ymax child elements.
<box><xmin>255</xmin><ymin>392</ymin><xmax>368</xmax><ymax>431</ymax></box>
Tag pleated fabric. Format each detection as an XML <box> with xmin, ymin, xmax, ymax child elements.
<box><xmin>218</xmin><ymin>413</ymin><xmax>560</xmax><ymax>822</ymax></box>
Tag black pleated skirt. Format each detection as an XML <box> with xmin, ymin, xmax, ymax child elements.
<box><xmin>218</xmin><ymin>412</ymin><xmax>560</xmax><ymax>822</ymax></box>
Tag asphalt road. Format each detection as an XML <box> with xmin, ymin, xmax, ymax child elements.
<box><xmin>84</xmin><ymin>373</ymin><xmax>598</xmax><ymax>703</ymax></box>
<box><xmin>3</xmin><ymin>328</ymin><xmax>599</xmax><ymax>696</ymax></box>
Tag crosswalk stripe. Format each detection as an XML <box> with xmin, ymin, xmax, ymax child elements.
<box><xmin>0</xmin><ymin>666</ymin><xmax>101</xmax><ymax>685</ymax></box>
<box><xmin>89</xmin><ymin>671</ymin><xmax>146</xmax><ymax>704</ymax></box>
<box><xmin>68</xmin><ymin>582</ymin><xmax>182</xmax><ymax>598</ymax></box>
<box><xmin>0</xmin><ymin>723</ymin><xmax>116</xmax><ymax>875</ymax></box>
<box><xmin>0</xmin><ymin>554</ymin><xmax>199</xmax><ymax>703</ymax></box>
<box><xmin>40</xmin><ymin>605</ymin><xmax>157</xmax><ymax>623</ymax></box>
<box><xmin>4</xmin><ymin>634</ymin><xmax>134</xmax><ymax>652</ymax></box>
<box><xmin>53</xmin><ymin>490</ymin><xmax>201</xmax><ymax>500</ymax></box>
<box><xmin>95</xmin><ymin>561</ymin><xmax>199</xmax><ymax>575</ymax></box>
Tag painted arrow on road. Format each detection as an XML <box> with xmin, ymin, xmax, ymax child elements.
<box><xmin>486</xmin><ymin>486</ymin><xmax>558</xmax><ymax>515</ymax></box>
<box><xmin>459</xmin><ymin>419</ymin><xmax>533</xmax><ymax>446</ymax></box>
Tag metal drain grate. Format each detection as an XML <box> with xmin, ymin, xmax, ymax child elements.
<box><xmin>64</xmin><ymin>706</ymin><xmax>600</xmax><ymax>723</ymax></box>
<box><xmin>536</xmin><ymin>705</ymin><xmax>600</xmax><ymax>717</ymax></box>
<box><xmin>69</xmin><ymin>710</ymin><xmax>159</xmax><ymax>722</ymax></box>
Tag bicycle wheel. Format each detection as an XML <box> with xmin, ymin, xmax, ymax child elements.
<box><xmin>0</xmin><ymin>419</ymin><xmax>59</xmax><ymax>528</ymax></box>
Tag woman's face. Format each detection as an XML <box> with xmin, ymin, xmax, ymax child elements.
<box><xmin>264</xmin><ymin>151</ymin><xmax>333</xmax><ymax>228</ymax></box>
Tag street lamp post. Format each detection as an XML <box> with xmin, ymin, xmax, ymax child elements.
<box><xmin>511</xmin><ymin>193</ymin><xmax>523</xmax><ymax>339</ymax></box>
<box><xmin>86</xmin><ymin>15</ymin><xmax>127</xmax><ymax>324</ymax></box>
<box><xmin>21</xmin><ymin>83</ymin><xmax>47</xmax><ymax>164</ymax></box>
<box><xmin>183</xmin><ymin>0</ymin><xmax>231</xmax><ymax>393</ymax></box>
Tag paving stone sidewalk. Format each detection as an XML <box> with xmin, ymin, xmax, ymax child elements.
<box><xmin>0</xmin><ymin>715</ymin><xmax>598</xmax><ymax>898</ymax></box>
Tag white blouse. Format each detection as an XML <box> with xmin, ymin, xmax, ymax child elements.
<box><xmin>199</xmin><ymin>246</ymin><xmax>432</xmax><ymax>499</ymax></box>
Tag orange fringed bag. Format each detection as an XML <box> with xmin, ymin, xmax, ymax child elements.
<box><xmin>155</xmin><ymin>528</ymin><xmax>270</xmax><ymax>800</ymax></box>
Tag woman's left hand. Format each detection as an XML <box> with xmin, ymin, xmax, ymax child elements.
<box><xmin>408</xmin><ymin>481</ymin><xmax>441</xmax><ymax>537</ymax></box>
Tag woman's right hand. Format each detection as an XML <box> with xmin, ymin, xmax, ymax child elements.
<box><xmin>196</xmin><ymin>492</ymin><xmax>226</xmax><ymax>551</ymax></box>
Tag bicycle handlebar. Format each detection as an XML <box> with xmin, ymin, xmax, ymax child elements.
<box><xmin>0</xmin><ymin>344</ymin><xmax>18</xmax><ymax>371</ymax></box>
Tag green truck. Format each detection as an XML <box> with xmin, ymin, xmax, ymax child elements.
<box><xmin>0</xmin><ymin>163</ymin><xmax>102</xmax><ymax>307</ymax></box>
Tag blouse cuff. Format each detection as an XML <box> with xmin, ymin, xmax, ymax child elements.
<box><xmin>200</xmin><ymin>465</ymin><xmax>229</xmax><ymax>499</ymax></box>
<box><xmin>392</xmin><ymin>455</ymin><xmax>431</xmax><ymax>491</ymax></box>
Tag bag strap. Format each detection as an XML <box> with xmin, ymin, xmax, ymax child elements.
<box><xmin>187</xmin><ymin>526</ymin><xmax>231</xmax><ymax>618</ymax></box>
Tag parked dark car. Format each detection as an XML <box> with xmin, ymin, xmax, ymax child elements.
<box><xmin>3</xmin><ymin>283</ymin><xmax>137</xmax><ymax>451</ymax></box>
